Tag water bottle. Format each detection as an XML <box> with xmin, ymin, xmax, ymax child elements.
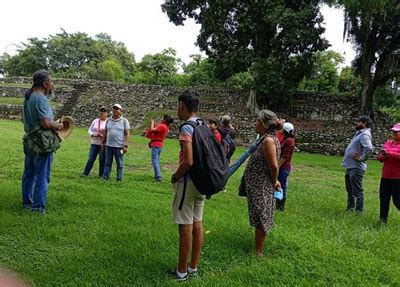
<box><xmin>274</xmin><ymin>187</ymin><xmax>283</xmax><ymax>200</ymax></box>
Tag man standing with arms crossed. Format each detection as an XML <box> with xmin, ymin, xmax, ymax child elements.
<box><xmin>342</xmin><ymin>116</ymin><xmax>373</xmax><ymax>213</ymax></box>
<box><xmin>22</xmin><ymin>70</ymin><xmax>63</xmax><ymax>214</ymax></box>
<box><xmin>170</xmin><ymin>90</ymin><xmax>205</xmax><ymax>281</ymax></box>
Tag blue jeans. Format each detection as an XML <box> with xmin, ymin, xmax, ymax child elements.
<box><xmin>151</xmin><ymin>146</ymin><xmax>162</xmax><ymax>180</ymax></box>
<box><xmin>83</xmin><ymin>144</ymin><xmax>105</xmax><ymax>177</ymax></box>
<box><xmin>102</xmin><ymin>146</ymin><xmax>124</xmax><ymax>180</ymax></box>
<box><xmin>345</xmin><ymin>168</ymin><xmax>365</xmax><ymax>212</ymax></box>
<box><xmin>22</xmin><ymin>148</ymin><xmax>53</xmax><ymax>212</ymax></box>
<box><xmin>278</xmin><ymin>169</ymin><xmax>291</xmax><ymax>199</ymax></box>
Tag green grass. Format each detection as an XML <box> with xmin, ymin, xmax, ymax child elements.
<box><xmin>0</xmin><ymin>119</ymin><xmax>399</xmax><ymax>286</ymax></box>
<box><xmin>0</xmin><ymin>97</ymin><xmax>58</xmax><ymax>107</ymax></box>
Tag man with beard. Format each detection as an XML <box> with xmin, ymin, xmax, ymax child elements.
<box><xmin>342</xmin><ymin>116</ymin><xmax>373</xmax><ymax>213</ymax></box>
<box><xmin>22</xmin><ymin>70</ymin><xmax>63</xmax><ymax>214</ymax></box>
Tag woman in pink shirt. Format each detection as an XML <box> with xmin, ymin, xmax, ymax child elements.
<box><xmin>82</xmin><ymin>107</ymin><xmax>109</xmax><ymax>177</ymax></box>
<box><xmin>377</xmin><ymin>123</ymin><xmax>400</xmax><ymax>224</ymax></box>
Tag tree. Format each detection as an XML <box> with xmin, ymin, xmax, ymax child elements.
<box><xmin>299</xmin><ymin>50</ymin><xmax>344</xmax><ymax>93</ymax></box>
<box><xmin>1</xmin><ymin>30</ymin><xmax>136</xmax><ymax>81</ymax></box>
<box><xmin>327</xmin><ymin>0</ymin><xmax>400</xmax><ymax>117</ymax></box>
<box><xmin>338</xmin><ymin>66</ymin><xmax>361</xmax><ymax>95</ymax></box>
<box><xmin>162</xmin><ymin>0</ymin><xmax>328</xmax><ymax>111</ymax></box>
<box><xmin>183</xmin><ymin>54</ymin><xmax>219</xmax><ymax>86</ymax></box>
<box><xmin>135</xmin><ymin>48</ymin><xmax>182</xmax><ymax>85</ymax></box>
<box><xmin>0</xmin><ymin>38</ymin><xmax>47</xmax><ymax>76</ymax></box>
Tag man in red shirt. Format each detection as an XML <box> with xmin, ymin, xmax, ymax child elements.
<box><xmin>145</xmin><ymin>115</ymin><xmax>174</xmax><ymax>182</ymax></box>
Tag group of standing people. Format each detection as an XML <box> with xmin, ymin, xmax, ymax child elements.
<box><xmin>20</xmin><ymin>70</ymin><xmax>399</xmax><ymax>283</ymax></box>
<box><xmin>81</xmin><ymin>104</ymin><xmax>130</xmax><ymax>181</ymax></box>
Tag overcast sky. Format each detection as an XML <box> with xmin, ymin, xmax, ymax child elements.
<box><xmin>0</xmin><ymin>1</ymin><xmax>355</xmax><ymax>67</ymax></box>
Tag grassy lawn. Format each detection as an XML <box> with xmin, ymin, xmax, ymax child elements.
<box><xmin>0</xmin><ymin>119</ymin><xmax>399</xmax><ymax>286</ymax></box>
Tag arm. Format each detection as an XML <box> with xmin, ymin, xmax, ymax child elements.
<box><xmin>377</xmin><ymin>150</ymin><xmax>388</xmax><ymax>162</ymax></box>
<box><xmin>102</xmin><ymin>122</ymin><xmax>108</xmax><ymax>147</ymax></box>
<box><xmin>123</xmin><ymin>129</ymin><xmax>130</xmax><ymax>153</ymax></box>
<box><xmin>150</xmin><ymin>118</ymin><xmax>158</xmax><ymax>132</ymax></box>
<box><xmin>262</xmin><ymin>137</ymin><xmax>280</xmax><ymax>189</ymax></box>
<box><xmin>173</xmin><ymin>141</ymin><xmax>193</xmax><ymax>181</ymax></box>
<box><xmin>37</xmin><ymin>98</ymin><xmax>63</xmax><ymax>131</ymax></box>
<box><xmin>388</xmin><ymin>150</ymin><xmax>400</xmax><ymax>161</ymax></box>
<box><xmin>40</xmin><ymin>118</ymin><xmax>63</xmax><ymax>131</ymax></box>
<box><xmin>88</xmin><ymin>120</ymin><xmax>96</xmax><ymax>137</ymax></box>
<box><xmin>358</xmin><ymin>134</ymin><xmax>373</xmax><ymax>161</ymax></box>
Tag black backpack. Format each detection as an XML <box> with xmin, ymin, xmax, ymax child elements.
<box><xmin>179</xmin><ymin>119</ymin><xmax>229</xmax><ymax>197</ymax></box>
<box><xmin>222</xmin><ymin>132</ymin><xmax>236</xmax><ymax>160</ymax></box>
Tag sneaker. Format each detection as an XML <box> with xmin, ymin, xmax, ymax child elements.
<box><xmin>187</xmin><ymin>266</ymin><xmax>198</xmax><ymax>277</ymax></box>
<box><xmin>167</xmin><ymin>270</ymin><xmax>188</xmax><ymax>282</ymax></box>
<box><xmin>80</xmin><ymin>174</ymin><xmax>88</xmax><ymax>178</ymax></box>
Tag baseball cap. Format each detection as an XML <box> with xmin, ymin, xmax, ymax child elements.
<box><xmin>99</xmin><ymin>106</ymin><xmax>109</xmax><ymax>112</ymax></box>
<box><xmin>354</xmin><ymin>115</ymin><xmax>372</xmax><ymax>126</ymax></box>
<box><xmin>113</xmin><ymin>104</ymin><xmax>123</xmax><ymax>111</ymax></box>
<box><xmin>390</xmin><ymin>122</ymin><xmax>400</xmax><ymax>132</ymax></box>
<box><xmin>282</xmin><ymin>122</ymin><xmax>294</xmax><ymax>133</ymax></box>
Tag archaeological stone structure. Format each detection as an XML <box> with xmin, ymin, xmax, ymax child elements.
<box><xmin>0</xmin><ymin>77</ymin><xmax>393</xmax><ymax>156</ymax></box>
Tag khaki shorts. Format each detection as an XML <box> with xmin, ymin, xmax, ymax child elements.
<box><xmin>172</xmin><ymin>179</ymin><xmax>205</xmax><ymax>225</ymax></box>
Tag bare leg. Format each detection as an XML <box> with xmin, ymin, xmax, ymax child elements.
<box><xmin>178</xmin><ymin>224</ymin><xmax>193</xmax><ymax>273</ymax></box>
<box><xmin>255</xmin><ymin>227</ymin><xmax>266</xmax><ymax>256</ymax></box>
<box><xmin>190</xmin><ymin>220</ymin><xmax>203</xmax><ymax>268</ymax></box>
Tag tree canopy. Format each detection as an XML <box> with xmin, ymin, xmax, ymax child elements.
<box><xmin>0</xmin><ymin>30</ymin><xmax>135</xmax><ymax>81</ymax></box>
<box><xmin>162</xmin><ymin>0</ymin><xmax>328</xmax><ymax>109</ymax></box>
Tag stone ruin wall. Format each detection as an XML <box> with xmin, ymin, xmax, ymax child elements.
<box><xmin>0</xmin><ymin>77</ymin><xmax>393</xmax><ymax>156</ymax></box>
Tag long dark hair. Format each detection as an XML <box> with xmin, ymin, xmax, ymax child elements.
<box><xmin>24</xmin><ymin>70</ymin><xmax>50</xmax><ymax>101</ymax></box>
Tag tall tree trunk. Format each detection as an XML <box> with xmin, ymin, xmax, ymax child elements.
<box><xmin>246</xmin><ymin>90</ymin><xmax>260</xmax><ymax>115</ymax></box>
<box><xmin>359</xmin><ymin>81</ymin><xmax>375</xmax><ymax>118</ymax></box>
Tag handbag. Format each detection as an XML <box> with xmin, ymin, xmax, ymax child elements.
<box><xmin>23</xmin><ymin>127</ymin><xmax>61</xmax><ymax>155</ymax></box>
<box><xmin>238</xmin><ymin>175</ymin><xmax>247</xmax><ymax>197</ymax></box>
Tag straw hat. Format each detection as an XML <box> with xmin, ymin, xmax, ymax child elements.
<box><xmin>57</xmin><ymin>116</ymin><xmax>75</xmax><ymax>141</ymax></box>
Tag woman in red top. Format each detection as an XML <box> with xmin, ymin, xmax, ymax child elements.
<box><xmin>377</xmin><ymin>123</ymin><xmax>400</xmax><ymax>224</ymax></box>
<box><xmin>276</xmin><ymin>122</ymin><xmax>295</xmax><ymax>211</ymax></box>
<box><xmin>145</xmin><ymin>115</ymin><xmax>174</xmax><ymax>182</ymax></box>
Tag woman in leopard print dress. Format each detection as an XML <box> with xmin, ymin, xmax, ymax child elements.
<box><xmin>243</xmin><ymin>110</ymin><xmax>281</xmax><ymax>256</ymax></box>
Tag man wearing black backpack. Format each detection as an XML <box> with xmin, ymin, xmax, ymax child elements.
<box><xmin>170</xmin><ymin>90</ymin><xmax>228</xmax><ymax>281</ymax></box>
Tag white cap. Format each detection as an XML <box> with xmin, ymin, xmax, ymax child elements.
<box><xmin>282</xmin><ymin>122</ymin><xmax>294</xmax><ymax>133</ymax></box>
<box><xmin>113</xmin><ymin>104</ymin><xmax>123</xmax><ymax>111</ymax></box>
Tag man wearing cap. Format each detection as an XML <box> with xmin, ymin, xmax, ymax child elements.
<box><xmin>342</xmin><ymin>116</ymin><xmax>374</xmax><ymax>213</ymax></box>
<box><xmin>22</xmin><ymin>70</ymin><xmax>63</xmax><ymax>214</ymax></box>
<box><xmin>101</xmin><ymin>104</ymin><xmax>130</xmax><ymax>181</ymax></box>
<box><xmin>82</xmin><ymin>106</ymin><xmax>109</xmax><ymax>177</ymax></box>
